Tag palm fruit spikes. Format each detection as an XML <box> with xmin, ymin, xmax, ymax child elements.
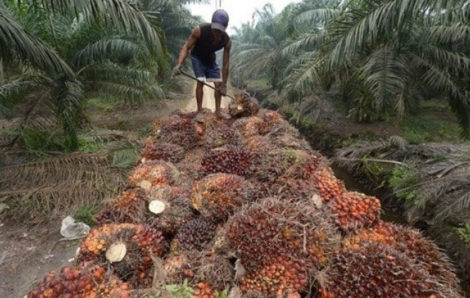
<box><xmin>192</xmin><ymin>173</ymin><xmax>254</xmax><ymax>221</ymax></box>
<box><xmin>344</xmin><ymin>222</ymin><xmax>459</xmax><ymax>288</ymax></box>
<box><xmin>175</xmin><ymin>218</ymin><xmax>217</xmax><ymax>251</ymax></box>
<box><xmin>128</xmin><ymin>160</ymin><xmax>180</xmax><ymax>190</ymax></box>
<box><xmin>200</xmin><ymin>146</ymin><xmax>256</xmax><ymax>177</ymax></box>
<box><xmin>77</xmin><ymin>223</ymin><xmax>166</xmax><ymax>288</ymax></box>
<box><xmin>227</xmin><ymin>198</ymin><xmax>337</xmax><ymax>277</ymax></box>
<box><xmin>319</xmin><ymin>241</ymin><xmax>462</xmax><ymax>298</ymax></box>
<box><xmin>27</xmin><ymin>265</ymin><xmax>131</xmax><ymax>298</ymax></box>
<box><xmin>141</xmin><ymin>138</ymin><xmax>185</xmax><ymax>163</ymax></box>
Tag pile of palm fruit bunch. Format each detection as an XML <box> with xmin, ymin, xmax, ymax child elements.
<box><xmin>28</xmin><ymin>93</ymin><xmax>462</xmax><ymax>297</ymax></box>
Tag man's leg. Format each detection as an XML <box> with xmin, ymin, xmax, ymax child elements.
<box><xmin>196</xmin><ymin>81</ymin><xmax>204</xmax><ymax>113</ymax></box>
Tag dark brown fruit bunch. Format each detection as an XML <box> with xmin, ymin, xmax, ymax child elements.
<box><xmin>154</xmin><ymin>116</ymin><xmax>200</xmax><ymax>149</ymax></box>
<box><xmin>229</xmin><ymin>92</ymin><xmax>260</xmax><ymax>118</ymax></box>
<box><xmin>319</xmin><ymin>241</ymin><xmax>461</xmax><ymax>298</ymax></box>
<box><xmin>128</xmin><ymin>161</ymin><xmax>180</xmax><ymax>189</ymax></box>
<box><xmin>200</xmin><ymin>146</ymin><xmax>256</xmax><ymax>177</ymax></box>
<box><xmin>227</xmin><ymin>198</ymin><xmax>336</xmax><ymax>271</ymax></box>
<box><xmin>27</xmin><ymin>265</ymin><xmax>130</xmax><ymax>298</ymax></box>
<box><xmin>175</xmin><ymin>218</ymin><xmax>217</xmax><ymax>251</ymax></box>
<box><xmin>240</xmin><ymin>255</ymin><xmax>308</xmax><ymax>296</ymax></box>
<box><xmin>141</xmin><ymin>138</ymin><xmax>185</xmax><ymax>163</ymax></box>
<box><xmin>78</xmin><ymin>223</ymin><xmax>166</xmax><ymax>288</ymax></box>
<box><xmin>329</xmin><ymin>191</ymin><xmax>381</xmax><ymax>232</ymax></box>
<box><xmin>192</xmin><ymin>173</ymin><xmax>254</xmax><ymax>221</ymax></box>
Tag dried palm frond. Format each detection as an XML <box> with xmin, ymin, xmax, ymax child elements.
<box><xmin>0</xmin><ymin>152</ymin><xmax>126</xmax><ymax>221</ymax></box>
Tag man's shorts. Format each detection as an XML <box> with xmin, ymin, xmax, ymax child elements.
<box><xmin>191</xmin><ymin>55</ymin><xmax>222</xmax><ymax>82</ymax></box>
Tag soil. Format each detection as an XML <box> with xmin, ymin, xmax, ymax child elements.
<box><xmin>0</xmin><ymin>79</ymin><xmax>232</xmax><ymax>297</ymax></box>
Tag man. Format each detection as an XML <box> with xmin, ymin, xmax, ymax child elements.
<box><xmin>172</xmin><ymin>9</ymin><xmax>231</xmax><ymax>118</ymax></box>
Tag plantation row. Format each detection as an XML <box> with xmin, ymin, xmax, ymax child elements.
<box><xmin>28</xmin><ymin>95</ymin><xmax>462</xmax><ymax>297</ymax></box>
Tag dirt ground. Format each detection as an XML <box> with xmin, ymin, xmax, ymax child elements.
<box><xmin>0</xmin><ymin>80</ymin><xmax>233</xmax><ymax>297</ymax></box>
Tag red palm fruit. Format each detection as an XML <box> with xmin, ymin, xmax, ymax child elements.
<box><xmin>328</xmin><ymin>191</ymin><xmax>381</xmax><ymax>232</ymax></box>
<box><xmin>200</xmin><ymin>146</ymin><xmax>257</xmax><ymax>177</ymax></box>
<box><xmin>141</xmin><ymin>138</ymin><xmax>185</xmax><ymax>163</ymax></box>
<box><xmin>27</xmin><ymin>264</ymin><xmax>131</xmax><ymax>298</ymax></box>
<box><xmin>192</xmin><ymin>173</ymin><xmax>254</xmax><ymax>221</ymax></box>
<box><xmin>154</xmin><ymin>116</ymin><xmax>200</xmax><ymax>149</ymax></box>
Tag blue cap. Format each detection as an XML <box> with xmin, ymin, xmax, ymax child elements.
<box><xmin>211</xmin><ymin>9</ymin><xmax>229</xmax><ymax>32</ymax></box>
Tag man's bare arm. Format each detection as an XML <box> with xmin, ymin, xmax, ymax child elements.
<box><xmin>176</xmin><ymin>26</ymin><xmax>201</xmax><ymax>67</ymax></box>
<box><xmin>222</xmin><ymin>39</ymin><xmax>231</xmax><ymax>85</ymax></box>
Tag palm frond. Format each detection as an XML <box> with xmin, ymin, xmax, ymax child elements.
<box><xmin>82</xmin><ymin>62</ymin><xmax>164</xmax><ymax>102</ymax></box>
<box><xmin>72</xmin><ymin>38</ymin><xmax>149</xmax><ymax>69</ymax></box>
<box><xmin>41</xmin><ymin>0</ymin><xmax>163</xmax><ymax>56</ymax></box>
<box><xmin>0</xmin><ymin>7</ymin><xmax>74</xmax><ymax>77</ymax></box>
<box><xmin>358</xmin><ymin>46</ymin><xmax>409</xmax><ymax>113</ymax></box>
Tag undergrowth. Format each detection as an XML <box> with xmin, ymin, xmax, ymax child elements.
<box><xmin>388</xmin><ymin>166</ymin><xmax>419</xmax><ymax>201</ymax></box>
<box><xmin>455</xmin><ymin>223</ymin><xmax>470</xmax><ymax>247</ymax></box>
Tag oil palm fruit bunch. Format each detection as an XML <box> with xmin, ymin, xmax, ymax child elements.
<box><xmin>27</xmin><ymin>265</ymin><xmax>130</xmax><ymax>298</ymax></box>
<box><xmin>141</xmin><ymin>138</ymin><xmax>185</xmax><ymax>163</ymax></box>
<box><xmin>229</xmin><ymin>92</ymin><xmax>259</xmax><ymax>118</ymax></box>
<box><xmin>175</xmin><ymin>218</ymin><xmax>217</xmax><ymax>251</ymax></box>
<box><xmin>240</xmin><ymin>255</ymin><xmax>308</xmax><ymax>296</ymax></box>
<box><xmin>329</xmin><ymin>191</ymin><xmax>381</xmax><ymax>232</ymax></box>
<box><xmin>344</xmin><ymin>222</ymin><xmax>459</xmax><ymax>288</ymax></box>
<box><xmin>318</xmin><ymin>241</ymin><xmax>461</xmax><ymax>298</ymax></box>
<box><xmin>192</xmin><ymin>174</ymin><xmax>254</xmax><ymax>221</ymax></box>
<box><xmin>77</xmin><ymin>223</ymin><xmax>166</xmax><ymax>287</ymax></box>
<box><xmin>200</xmin><ymin>146</ymin><xmax>257</xmax><ymax>177</ymax></box>
<box><xmin>310</xmin><ymin>167</ymin><xmax>345</xmax><ymax>202</ymax></box>
<box><xmin>154</xmin><ymin>116</ymin><xmax>200</xmax><ymax>149</ymax></box>
<box><xmin>227</xmin><ymin>198</ymin><xmax>336</xmax><ymax>273</ymax></box>
<box><xmin>231</xmin><ymin>116</ymin><xmax>268</xmax><ymax>138</ymax></box>
<box><xmin>148</xmin><ymin>185</ymin><xmax>195</xmax><ymax>235</ymax></box>
<box><xmin>128</xmin><ymin>161</ymin><xmax>180</xmax><ymax>190</ymax></box>
<box><xmin>204</xmin><ymin>122</ymin><xmax>240</xmax><ymax>148</ymax></box>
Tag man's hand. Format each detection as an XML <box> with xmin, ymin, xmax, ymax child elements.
<box><xmin>172</xmin><ymin>64</ymin><xmax>182</xmax><ymax>77</ymax></box>
<box><xmin>218</xmin><ymin>84</ymin><xmax>227</xmax><ymax>96</ymax></box>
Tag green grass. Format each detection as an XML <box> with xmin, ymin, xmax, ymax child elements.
<box><xmin>85</xmin><ymin>96</ymin><xmax>120</xmax><ymax>113</ymax></box>
<box><xmin>398</xmin><ymin>100</ymin><xmax>462</xmax><ymax>144</ymax></box>
<box><xmin>74</xmin><ymin>205</ymin><xmax>97</xmax><ymax>226</ymax></box>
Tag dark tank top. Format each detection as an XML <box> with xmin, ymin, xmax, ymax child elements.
<box><xmin>191</xmin><ymin>23</ymin><xmax>229</xmax><ymax>65</ymax></box>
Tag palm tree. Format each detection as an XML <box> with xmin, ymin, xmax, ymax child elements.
<box><xmin>0</xmin><ymin>0</ymin><xmax>196</xmax><ymax>149</ymax></box>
